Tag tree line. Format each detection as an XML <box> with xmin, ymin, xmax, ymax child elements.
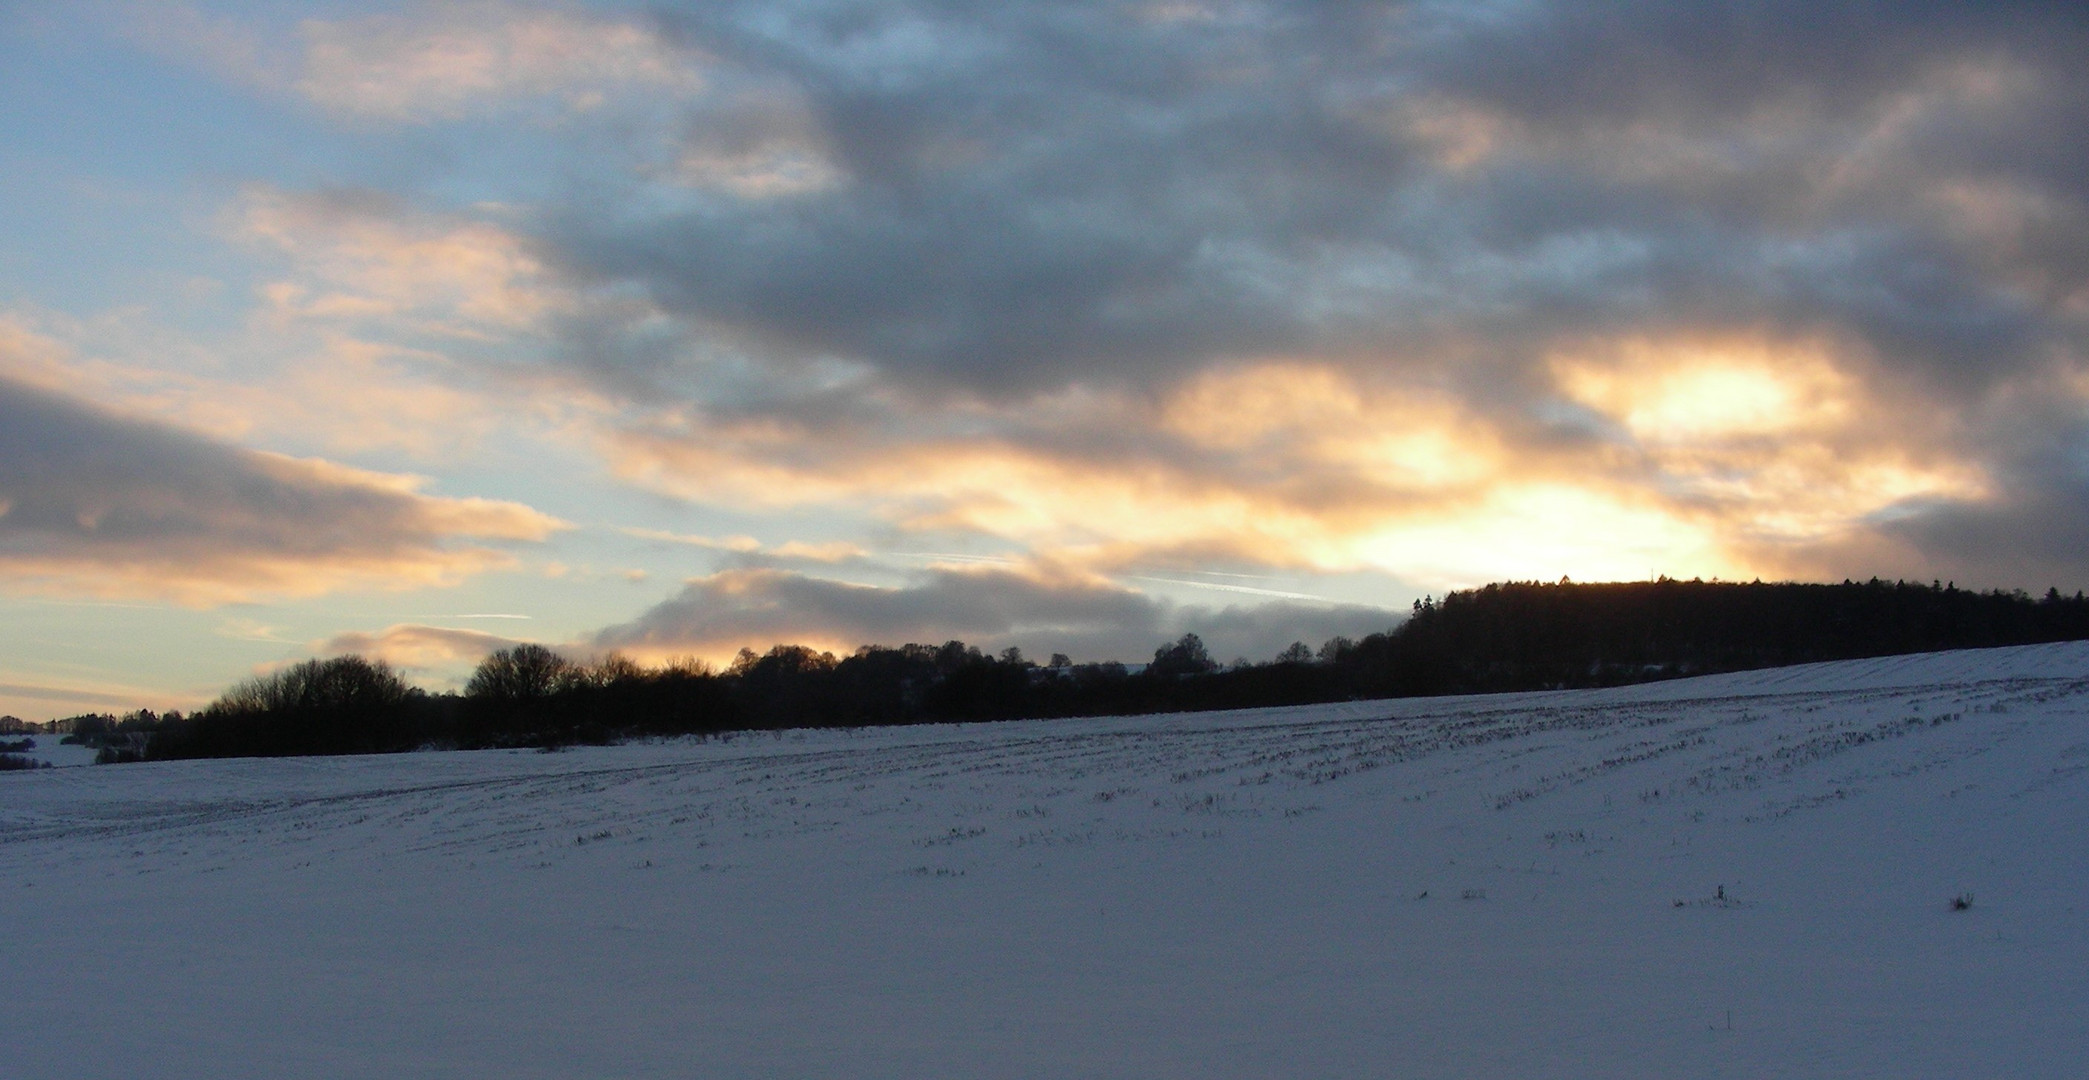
<box><xmin>51</xmin><ymin>577</ymin><xmax>2089</xmax><ymax>763</ymax></box>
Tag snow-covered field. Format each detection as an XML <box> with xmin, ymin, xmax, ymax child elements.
<box><xmin>6</xmin><ymin>644</ymin><xmax>2088</xmax><ymax>1078</ymax></box>
<box><xmin>8</xmin><ymin>737</ymin><xmax>99</xmax><ymax>769</ymax></box>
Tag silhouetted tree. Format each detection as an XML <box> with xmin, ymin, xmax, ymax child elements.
<box><xmin>1276</xmin><ymin>641</ymin><xmax>1315</xmax><ymax>664</ymax></box>
<box><xmin>1317</xmin><ymin>636</ymin><xmax>1356</xmax><ymax>664</ymax></box>
<box><xmin>151</xmin><ymin>656</ymin><xmax>415</xmax><ymax>758</ymax></box>
<box><xmin>467</xmin><ymin>644</ymin><xmax>576</xmax><ymax>701</ymax></box>
<box><xmin>100</xmin><ymin>577</ymin><xmax>2089</xmax><ymax>763</ymax></box>
<box><xmin>1149</xmin><ymin>633</ymin><xmax>1215</xmax><ymax>678</ymax></box>
<box><xmin>217</xmin><ymin>657</ymin><xmax>409</xmax><ymax>715</ymax></box>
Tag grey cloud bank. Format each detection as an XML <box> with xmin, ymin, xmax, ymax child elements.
<box><xmin>542</xmin><ymin>1</ymin><xmax>2086</xmax><ymax>393</ymax></box>
<box><xmin>0</xmin><ymin>371</ymin><xmax>559</xmax><ymax>603</ymax></box>
<box><xmin>592</xmin><ymin>565</ymin><xmax>1396</xmax><ymax>664</ymax></box>
<box><xmin>498</xmin><ymin>0</ymin><xmax>2089</xmax><ymax>589</ymax></box>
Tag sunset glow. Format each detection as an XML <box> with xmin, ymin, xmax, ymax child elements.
<box><xmin>3</xmin><ymin>2</ymin><xmax>2085</xmax><ymax>715</ymax></box>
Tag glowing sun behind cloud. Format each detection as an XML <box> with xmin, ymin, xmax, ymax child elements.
<box><xmin>1553</xmin><ymin>336</ymin><xmax>1854</xmax><ymax>443</ymax></box>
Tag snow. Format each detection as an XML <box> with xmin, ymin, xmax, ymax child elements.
<box><xmin>5</xmin><ymin>643</ymin><xmax>2087</xmax><ymax>1078</ymax></box>
<box><xmin>5</xmin><ymin>736</ymin><xmax>98</xmax><ymax>769</ymax></box>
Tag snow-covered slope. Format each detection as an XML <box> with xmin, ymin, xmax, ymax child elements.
<box><xmin>4</xmin><ymin>735</ymin><xmax>96</xmax><ymax>769</ymax></box>
<box><xmin>6</xmin><ymin>644</ymin><xmax>2087</xmax><ymax>1078</ymax></box>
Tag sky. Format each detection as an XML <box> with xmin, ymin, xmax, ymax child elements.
<box><xmin>3</xmin><ymin>1</ymin><xmax>2087</xmax><ymax>719</ymax></box>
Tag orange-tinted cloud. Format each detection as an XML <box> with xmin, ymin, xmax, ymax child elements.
<box><xmin>236</xmin><ymin>186</ymin><xmax>565</xmax><ymax>337</ymax></box>
<box><xmin>597</xmin><ymin>328</ymin><xmax>2029</xmax><ymax>591</ymax></box>
<box><xmin>0</xmin><ymin>367</ymin><xmax>564</xmax><ymax>606</ymax></box>
<box><xmin>318</xmin><ymin>623</ymin><xmax>524</xmax><ymax>674</ymax></box>
<box><xmin>293</xmin><ymin>1</ymin><xmax>704</xmax><ymax>123</ymax></box>
<box><xmin>103</xmin><ymin>2</ymin><xmax>2089</xmax><ymax>601</ymax></box>
<box><xmin>0</xmin><ymin>192</ymin><xmax>617</xmax><ymax>469</ymax></box>
<box><xmin>0</xmin><ymin>679</ymin><xmax>173</xmax><ymax>713</ymax></box>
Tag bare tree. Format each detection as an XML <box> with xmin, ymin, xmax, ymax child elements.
<box><xmin>215</xmin><ymin>656</ymin><xmax>409</xmax><ymax>716</ymax></box>
<box><xmin>466</xmin><ymin>644</ymin><xmax>576</xmax><ymax>701</ymax></box>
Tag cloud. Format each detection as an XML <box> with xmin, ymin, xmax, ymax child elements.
<box><xmin>293</xmin><ymin>1</ymin><xmax>703</xmax><ymax>123</ymax></box>
<box><xmin>0</xmin><ymin>361</ymin><xmax>565</xmax><ymax>605</ymax></box>
<box><xmin>318</xmin><ymin>622</ymin><xmax>524</xmax><ymax>673</ymax></box>
<box><xmin>0</xmin><ymin>680</ymin><xmax>163</xmax><ymax>711</ymax></box>
<box><xmin>590</xmin><ymin>564</ymin><xmax>1396</xmax><ymax>665</ymax></box>
<box><xmin>6</xmin><ymin>311</ymin><xmax>524</xmax><ymax>464</ymax></box>
<box><xmin>523</xmin><ymin>3</ymin><xmax>2082</xmax><ymax>397</ymax></box>
<box><xmin>620</xmin><ymin>527</ymin><xmax>866</xmax><ymax>565</ymax></box>
<box><xmin>206</xmin><ymin>188</ymin><xmax>610</xmax><ymax>455</ymax></box>
<box><xmin>235</xmin><ymin>186</ymin><xmax>566</xmax><ymax>338</ymax></box>
<box><xmin>101</xmin><ymin>3</ymin><xmax>2089</xmax><ymax>595</ymax></box>
<box><xmin>516</xmin><ymin>2</ymin><xmax>2086</xmax><ymax>591</ymax></box>
<box><xmin>0</xmin><ymin>191</ymin><xmax>611</xmax><ymax>468</ymax></box>
<box><xmin>597</xmin><ymin>343</ymin><xmax>2005</xmax><ymax>589</ymax></box>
